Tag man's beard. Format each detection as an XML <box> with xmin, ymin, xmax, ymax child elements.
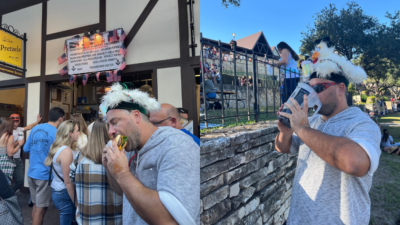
<box><xmin>318</xmin><ymin>96</ymin><xmax>337</xmax><ymax>117</ymax></box>
<box><xmin>125</xmin><ymin>127</ymin><xmax>141</xmax><ymax>152</ymax></box>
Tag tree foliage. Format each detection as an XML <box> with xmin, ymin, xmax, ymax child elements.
<box><xmin>300</xmin><ymin>2</ymin><xmax>400</xmax><ymax>95</ymax></box>
<box><xmin>221</xmin><ymin>0</ymin><xmax>240</xmax><ymax>8</ymax></box>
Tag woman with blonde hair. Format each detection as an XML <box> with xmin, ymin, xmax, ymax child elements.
<box><xmin>72</xmin><ymin>114</ymin><xmax>88</xmax><ymax>154</ymax></box>
<box><xmin>70</xmin><ymin>119</ymin><xmax>123</xmax><ymax>224</ymax></box>
<box><xmin>45</xmin><ymin>120</ymin><xmax>80</xmax><ymax>225</ymax></box>
<box><xmin>0</xmin><ymin>118</ymin><xmax>24</xmax><ymax>184</ymax></box>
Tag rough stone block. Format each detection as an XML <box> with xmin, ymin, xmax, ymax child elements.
<box><xmin>201</xmin><ymin>174</ymin><xmax>224</xmax><ymax>197</ymax></box>
<box><xmin>243</xmin><ymin>210</ymin><xmax>261</xmax><ymax>225</ymax></box>
<box><xmin>201</xmin><ymin>146</ymin><xmax>236</xmax><ymax>168</ymax></box>
<box><xmin>202</xmin><ymin>185</ymin><xmax>229</xmax><ymax>210</ymax></box>
<box><xmin>248</xmin><ymin>133</ymin><xmax>277</xmax><ymax>148</ymax></box>
<box><xmin>286</xmin><ymin>157</ymin><xmax>297</xmax><ymax>168</ymax></box>
<box><xmin>284</xmin><ymin>206</ymin><xmax>290</xmax><ymax>221</ymax></box>
<box><xmin>248</xmin><ymin>126</ymin><xmax>279</xmax><ymax>139</ymax></box>
<box><xmin>214</xmin><ymin>207</ymin><xmax>246</xmax><ymax>225</ymax></box>
<box><xmin>276</xmin><ymin>176</ymin><xmax>286</xmax><ymax>188</ymax></box>
<box><xmin>227</xmin><ymin>131</ymin><xmax>251</xmax><ymax>146</ymax></box>
<box><xmin>260</xmin><ymin>185</ymin><xmax>286</xmax><ymax>221</ymax></box>
<box><xmin>235</xmin><ymin>141</ymin><xmax>251</xmax><ymax>152</ymax></box>
<box><xmin>201</xmin><ymin>153</ymin><xmax>244</xmax><ymax>183</ymax></box>
<box><xmin>231</xmin><ymin>186</ymin><xmax>256</xmax><ymax>209</ymax></box>
<box><xmin>240</xmin><ymin>161</ymin><xmax>275</xmax><ymax>189</ymax></box>
<box><xmin>253</xmin><ymin>162</ymin><xmax>279</xmax><ymax>191</ymax></box>
<box><xmin>201</xmin><ymin>136</ymin><xmax>231</xmax><ymax>154</ymax></box>
<box><xmin>284</xmin><ymin>166</ymin><xmax>296</xmax><ymax>181</ymax></box>
<box><xmin>283</xmin><ymin>196</ymin><xmax>291</xmax><ymax>210</ymax></box>
<box><xmin>245</xmin><ymin>197</ymin><xmax>260</xmax><ymax>216</ymax></box>
<box><xmin>275</xmin><ymin>154</ymin><xmax>289</xmax><ymax>168</ymax></box>
<box><xmin>264</xmin><ymin>216</ymin><xmax>273</xmax><ymax>225</ymax></box>
<box><xmin>201</xmin><ymin>199</ymin><xmax>231</xmax><ymax>225</ymax></box>
<box><xmin>273</xmin><ymin>165</ymin><xmax>287</xmax><ymax>182</ymax></box>
<box><xmin>272</xmin><ymin>204</ymin><xmax>287</xmax><ymax>225</ymax></box>
<box><xmin>230</xmin><ymin>182</ymin><xmax>240</xmax><ymax>198</ymax></box>
<box><xmin>258</xmin><ymin>182</ymin><xmax>277</xmax><ymax>202</ymax></box>
<box><xmin>200</xmin><ymin>199</ymin><xmax>203</xmax><ymax>214</ymax></box>
<box><xmin>242</xmin><ymin>143</ymin><xmax>273</xmax><ymax>163</ymax></box>
<box><xmin>283</xmin><ymin>189</ymin><xmax>292</xmax><ymax>203</ymax></box>
<box><xmin>285</xmin><ymin>177</ymin><xmax>294</xmax><ymax>191</ymax></box>
<box><xmin>225</xmin><ymin>151</ymin><xmax>277</xmax><ymax>184</ymax></box>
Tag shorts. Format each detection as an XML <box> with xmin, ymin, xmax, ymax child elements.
<box><xmin>28</xmin><ymin>176</ymin><xmax>53</xmax><ymax>207</ymax></box>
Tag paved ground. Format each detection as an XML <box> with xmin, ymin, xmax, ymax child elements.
<box><xmin>379</xmin><ymin>122</ymin><xmax>400</xmax><ymax>127</ymax></box>
<box><xmin>17</xmin><ymin>192</ymin><xmax>59</xmax><ymax>225</ymax></box>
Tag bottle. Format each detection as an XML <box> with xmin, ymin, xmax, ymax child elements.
<box><xmin>18</xmin><ymin>132</ymin><xmax>24</xmax><ymax>141</ymax></box>
<box><xmin>278</xmin><ymin>83</ymin><xmax>322</xmax><ymax>128</ymax></box>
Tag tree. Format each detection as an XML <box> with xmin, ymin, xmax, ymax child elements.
<box><xmin>221</xmin><ymin>0</ymin><xmax>240</xmax><ymax>8</ymax></box>
<box><xmin>300</xmin><ymin>2</ymin><xmax>378</xmax><ymax>60</ymax></box>
<box><xmin>300</xmin><ymin>2</ymin><xmax>400</xmax><ymax>95</ymax></box>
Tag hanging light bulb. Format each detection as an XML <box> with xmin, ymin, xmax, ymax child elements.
<box><xmin>83</xmin><ymin>36</ymin><xmax>91</xmax><ymax>48</ymax></box>
<box><xmin>94</xmin><ymin>33</ymin><xmax>103</xmax><ymax>46</ymax></box>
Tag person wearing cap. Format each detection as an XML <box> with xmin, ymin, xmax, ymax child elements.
<box><xmin>149</xmin><ymin>104</ymin><xmax>200</xmax><ymax>146</ymax></box>
<box><xmin>10</xmin><ymin>113</ymin><xmax>42</xmax><ymax>192</ymax></box>
<box><xmin>177</xmin><ymin>107</ymin><xmax>189</xmax><ymax>120</ymax></box>
<box><xmin>101</xmin><ymin>83</ymin><xmax>200</xmax><ymax>225</ymax></box>
<box><xmin>275</xmin><ymin>36</ymin><xmax>381</xmax><ymax>224</ymax></box>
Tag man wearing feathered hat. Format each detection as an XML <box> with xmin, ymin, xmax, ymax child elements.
<box><xmin>101</xmin><ymin>83</ymin><xmax>200</xmax><ymax>225</ymax></box>
<box><xmin>275</xmin><ymin>36</ymin><xmax>381</xmax><ymax>224</ymax></box>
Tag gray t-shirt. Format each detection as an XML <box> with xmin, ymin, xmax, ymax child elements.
<box><xmin>12</xmin><ymin>127</ymin><xmax>24</xmax><ymax>159</ymax></box>
<box><xmin>123</xmin><ymin>126</ymin><xmax>200</xmax><ymax>225</ymax></box>
<box><xmin>287</xmin><ymin>107</ymin><xmax>381</xmax><ymax>225</ymax></box>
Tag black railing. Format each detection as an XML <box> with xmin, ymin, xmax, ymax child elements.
<box><xmin>200</xmin><ymin>34</ymin><xmax>301</xmax><ymax>129</ymax></box>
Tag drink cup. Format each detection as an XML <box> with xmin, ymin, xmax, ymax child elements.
<box><xmin>18</xmin><ymin>132</ymin><xmax>24</xmax><ymax>141</ymax></box>
<box><xmin>278</xmin><ymin>83</ymin><xmax>322</xmax><ymax>128</ymax></box>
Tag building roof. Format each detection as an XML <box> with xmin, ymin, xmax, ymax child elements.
<box><xmin>236</xmin><ymin>31</ymin><xmax>263</xmax><ymax>50</ymax></box>
<box><xmin>201</xmin><ymin>31</ymin><xmax>280</xmax><ymax>59</ymax></box>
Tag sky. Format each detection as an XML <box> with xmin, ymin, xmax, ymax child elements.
<box><xmin>200</xmin><ymin>0</ymin><xmax>399</xmax><ymax>54</ymax></box>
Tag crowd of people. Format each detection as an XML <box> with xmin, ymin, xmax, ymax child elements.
<box><xmin>0</xmin><ymin>83</ymin><xmax>200</xmax><ymax>225</ymax></box>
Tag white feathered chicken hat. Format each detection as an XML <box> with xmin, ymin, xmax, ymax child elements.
<box><xmin>99</xmin><ymin>82</ymin><xmax>160</xmax><ymax>120</ymax></box>
<box><xmin>302</xmin><ymin>36</ymin><xmax>367</xmax><ymax>86</ymax></box>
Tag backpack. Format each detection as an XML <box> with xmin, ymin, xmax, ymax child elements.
<box><xmin>213</xmin><ymin>101</ymin><xmax>223</xmax><ymax>110</ymax></box>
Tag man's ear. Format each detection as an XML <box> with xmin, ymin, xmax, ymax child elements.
<box><xmin>171</xmin><ymin>117</ymin><xmax>178</xmax><ymax>126</ymax></box>
<box><xmin>132</xmin><ymin>110</ymin><xmax>141</xmax><ymax>124</ymax></box>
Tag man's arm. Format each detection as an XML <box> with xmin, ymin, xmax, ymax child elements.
<box><xmin>280</xmin><ymin>95</ymin><xmax>371</xmax><ymax>177</ymax></box>
<box><xmin>295</xmin><ymin>127</ymin><xmax>370</xmax><ymax>177</ymax></box>
<box><xmin>23</xmin><ymin>114</ymin><xmax>42</xmax><ymax>131</ymax></box>
<box><xmin>105</xmin><ymin>141</ymin><xmax>177</xmax><ymax>225</ymax></box>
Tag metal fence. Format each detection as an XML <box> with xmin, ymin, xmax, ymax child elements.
<box><xmin>200</xmin><ymin>35</ymin><xmax>301</xmax><ymax>129</ymax></box>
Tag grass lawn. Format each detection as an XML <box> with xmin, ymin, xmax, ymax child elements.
<box><xmin>200</xmin><ymin>106</ymin><xmax>280</xmax><ymax>133</ymax></box>
<box><xmin>369</xmin><ymin>113</ymin><xmax>400</xmax><ymax>224</ymax></box>
<box><xmin>369</xmin><ymin>151</ymin><xmax>400</xmax><ymax>225</ymax></box>
<box><xmin>378</xmin><ymin>113</ymin><xmax>400</xmax><ymax>124</ymax></box>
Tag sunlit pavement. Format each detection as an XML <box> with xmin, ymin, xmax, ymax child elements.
<box><xmin>17</xmin><ymin>192</ymin><xmax>59</xmax><ymax>225</ymax></box>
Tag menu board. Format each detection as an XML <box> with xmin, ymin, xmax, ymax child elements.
<box><xmin>66</xmin><ymin>29</ymin><xmax>124</xmax><ymax>75</ymax></box>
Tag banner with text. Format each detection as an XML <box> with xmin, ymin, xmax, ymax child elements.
<box><xmin>67</xmin><ymin>29</ymin><xmax>124</xmax><ymax>75</ymax></box>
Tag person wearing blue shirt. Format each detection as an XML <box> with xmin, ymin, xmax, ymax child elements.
<box><xmin>23</xmin><ymin>107</ymin><xmax>65</xmax><ymax>225</ymax></box>
<box><xmin>149</xmin><ymin>104</ymin><xmax>200</xmax><ymax>146</ymax></box>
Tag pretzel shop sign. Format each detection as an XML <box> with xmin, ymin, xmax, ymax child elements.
<box><xmin>66</xmin><ymin>29</ymin><xmax>126</xmax><ymax>75</ymax></box>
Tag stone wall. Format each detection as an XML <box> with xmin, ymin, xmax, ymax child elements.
<box><xmin>200</xmin><ymin>122</ymin><xmax>297</xmax><ymax>225</ymax></box>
